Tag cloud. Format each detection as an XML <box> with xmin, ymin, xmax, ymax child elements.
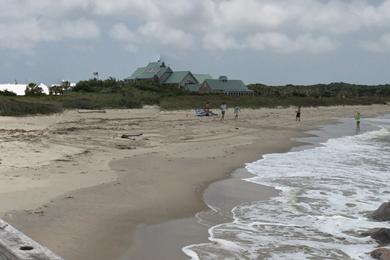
<box><xmin>360</xmin><ymin>33</ymin><xmax>390</xmax><ymax>52</ymax></box>
<box><xmin>202</xmin><ymin>32</ymin><xmax>241</xmax><ymax>50</ymax></box>
<box><xmin>105</xmin><ymin>0</ymin><xmax>390</xmax><ymax>53</ymax></box>
<box><xmin>0</xmin><ymin>18</ymin><xmax>100</xmax><ymax>51</ymax></box>
<box><xmin>2</xmin><ymin>0</ymin><xmax>390</xmax><ymax>54</ymax></box>
<box><xmin>246</xmin><ymin>33</ymin><xmax>336</xmax><ymax>53</ymax></box>
<box><xmin>110</xmin><ymin>22</ymin><xmax>193</xmax><ymax>51</ymax></box>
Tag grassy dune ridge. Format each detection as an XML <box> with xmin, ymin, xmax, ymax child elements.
<box><xmin>0</xmin><ymin>80</ymin><xmax>389</xmax><ymax>116</ymax></box>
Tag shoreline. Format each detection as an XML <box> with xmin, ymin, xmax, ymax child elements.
<box><xmin>124</xmin><ymin>116</ymin><xmax>355</xmax><ymax>260</ymax></box>
<box><xmin>181</xmin><ymin>113</ymin><xmax>390</xmax><ymax>260</ymax></box>
<box><xmin>1</xmin><ymin>105</ymin><xmax>389</xmax><ymax>260</ymax></box>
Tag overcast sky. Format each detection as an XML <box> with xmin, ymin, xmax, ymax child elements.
<box><xmin>0</xmin><ymin>0</ymin><xmax>390</xmax><ymax>85</ymax></box>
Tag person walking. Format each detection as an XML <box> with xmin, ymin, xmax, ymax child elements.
<box><xmin>234</xmin><ymin>106</ymin><xmax>240</xmax><ymax>120</ymax></box>
<box><xmin>296</xmin><ymin>106</ymin><xmax>301</xmax><ymax>121</ymax></box>
<box><xmin>355</xmin><ymin>112</ymin><xmax>361</xmax><ymax>131</ymax></box>
<box><xmin>220</xmin><ymin>102</ymin><xmax>227</xmax><ymax>120</ymax></box>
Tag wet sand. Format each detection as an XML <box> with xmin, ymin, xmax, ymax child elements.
<box><xmin>0</xmin><ymin>105</ymin><xmax>389</xmax><ymax>260</ymax></box>
<box><xmin>125</xmin><ymin>169</ymin><xmax>278</xmax><ymax>260</ymax></box>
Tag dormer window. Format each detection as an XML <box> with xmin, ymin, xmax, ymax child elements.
<box><xmin>219</xmin><ymin>76</ymin><xmax>228</xmax><ymax>82</ymax></box>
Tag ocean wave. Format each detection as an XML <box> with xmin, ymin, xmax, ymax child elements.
<box><xmin>184</xmin><ymin>120</ymin><xmax>390</xmax><ymax>260</ymax></box>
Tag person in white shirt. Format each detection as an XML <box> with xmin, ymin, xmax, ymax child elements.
<box><xmin>220</xmin><ymin>102</ymin><xmax>227</xmax><ymax>120</ymax></box>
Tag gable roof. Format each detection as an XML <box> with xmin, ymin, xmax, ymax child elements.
<box><xmin>128</xmin><ymin>67</ymin><xmax>146</xmax><ymax>79</ymax></box>
<box><xmin>204</xmin><ymin>79</ymin><xmax>253</xmax><ymax>92</ymax></box>
<box><xmin>193</xmin><ymin>74</ymin><xmax>213</xmax><ymax>84</ymax></box>
<box><xmin>163</xmin><ymin>71</ymin><xmax>197</xmax><ymax>84</ymax></box>
<box><xmin>186</xmin><ymin>84</ymin><xmax>201</xmax><ymax>92</ymax></box>
<box><xmin>128</xmin><ymin>62</ymin><xmax>171</xmax><ymax>80</ymax></box>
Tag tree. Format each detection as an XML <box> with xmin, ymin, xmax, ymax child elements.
<box><xmin>25</xmin><ymin>83</ymin><xmax>44</xmax><ymax>96</ymax></box>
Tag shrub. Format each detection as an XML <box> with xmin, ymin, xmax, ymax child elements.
<box><xmin>25</xmin><ymin>83</ymin><xmax>44</xmax><ymax>96</ymax></box>
<box><xmin>0</xmin><ymin>90</ymin><xmax>17</xmax><ymax>96</ymax></box>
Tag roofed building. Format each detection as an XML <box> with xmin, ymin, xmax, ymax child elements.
<box><xmin>163</xmin><ymin>71</ymin><xmax>198</xmax><ymax>88</ymax></box>
<box><xmin>185</xmin><ymin>84</ymin><xmax>202</xmax><ymax>92</ymax></box>
<box><xmin>199</xmin><ymin>76</ymin><xmax>254</xmax><ymax>96</ymax></box>
<box><xmin>127</xmin><ymin>61</ymin><xmax>254</xmax><ymax>95</ymax></box>
<box><xmin>184</xmin><ymin>74</ymin><xmax>213</xmax><ymax>92</ymax></box>
<box><xmin>193</xmin><ymin>74</ymin><xmax>213</xmax><ymax>84</ymax></box>
<box><xmin>127</xmin><ymin>61</ymin><xmax>173</xmax><ymax>83</ymax></box>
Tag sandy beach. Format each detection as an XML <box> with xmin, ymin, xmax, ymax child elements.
<box><xmin>1</xmin><ymin>105</ymin><xmax>389</xmax><ymax>260</ymax></box>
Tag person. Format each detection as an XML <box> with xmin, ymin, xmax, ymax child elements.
<box><xmin>234</xmin><ymin>106</ymin><xmax>240</xmax><ymax>120</ymax></box>
<box><xmin>355</xmin><ymin>112</ymin><xmax>361</xmax><ymax>130</ymax></box>
<box><xmin>220</xmin><ymin>102</ymin><xmax>227</xmax><ymax>120</ymax></box>
<box><xmin>204</xmin><ymin>102</ymin><xmax>210</xmax><ymax>116</ymax></box>
<box><xmin>296</xmin><ymin>106</ymin><xmax>301</xmax><ymax>121</ymax></box>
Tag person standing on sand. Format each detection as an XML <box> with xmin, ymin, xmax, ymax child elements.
<box><xmin>204</xmin><ymin>102</ymin><xmax>210</xmax><ymax>116</ymax></box>
<box><xmin>234</xmin><ymin>106</ymin><xmax>240</xmax><ymax>120</ymax></box>
<box><xmin>355</xmin><ymin>112</ymin><xmax>361</xmax><ymax>131</ymax></box>
<box><xmin>220</xmin><ymin>102</ymin><xmax>227</xmax><ymax>120</ymax></box>
<box><xmin>296</xmin><ymin>106</ymin><xmax>301</xmax><ymax>121</ymax></box>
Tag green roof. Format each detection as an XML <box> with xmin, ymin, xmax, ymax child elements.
<box><xmin>204</xmin><ymin>79</ymin><xmax>253</xmax><ymax>92</ymax></box>
<box><xmin>129</xmin><ymin>67</ymin><xmax>146</xmax><ymax>79</ymax></box>
<box><xmin>193</xmin><ymin>74</ymin><xmax>213</xmax><ymax>84</ymax></box>
<box><xmin>186</xmin><ymin>84</ymin><xmax>201</xmax><ymax>92</ymax></box>
<box><xmin>163</xmin><ymin>71</ymin><xmax>195</xmax><ymax>84</ymax></box>
<box><xmin>128</xmin><ymin>62</ymin><xmax>170</xmax><ymax>80</ymax></box>
<box><xmin>157</xmin><ymin>66</ymin><xmax>171</xmax><ymax>78</ymax></box>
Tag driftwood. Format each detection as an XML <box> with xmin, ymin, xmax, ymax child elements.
<box><xmin>121</xmin><ymin>133</ymin><xmax>143</xmax><ymax>139</ymax></box>
<box><xmin>0</xmin><ymin>219</ymin><xmax>62</xmax><ymax>260</ymax></box>
<box><xmin>77</xmin><ymin>110</ymin><xmax>106</xmax><ymax>114</ymax></box>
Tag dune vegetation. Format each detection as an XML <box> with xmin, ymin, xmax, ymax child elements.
<box><xmin>0</xmin><ymin>79</ymin><xmax>389</xmax><ymax>116</ymax></box>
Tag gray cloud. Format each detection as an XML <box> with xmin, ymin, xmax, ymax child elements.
<box><xmin>360</xmin><ymin>33</ymin><xmax>390</xmax><ymax>52</ymax></box>
<box><xmin>1</xmin><ymin>0</ymin><xmax>390</xmax><ymax>85</ymax></box>
<box><xmin>2</xmin><ymin>0</ymin><xmax>390</xmax><ymax>53</ymax></box>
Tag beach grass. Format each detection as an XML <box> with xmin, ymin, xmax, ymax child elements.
<box><xmin>0</xmin><ymin>96</ymin><xmax>63</xmax><ymax>116</ymax></box>
<box><xmin>0</xmin><ymin>80</ymin><xmax>389</xmax><ymax>116</ymax></box>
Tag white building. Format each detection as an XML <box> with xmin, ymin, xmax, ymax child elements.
<box><xmin>0</xmin><ymin>83</ymin><xmax>50</xmax><ymax>96</ymax></box>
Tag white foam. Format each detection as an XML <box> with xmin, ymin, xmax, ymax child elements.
<box><xmin>184</xmin><ymin>121</ymin><xmax>390</xmax><ymax>259</ymax></box>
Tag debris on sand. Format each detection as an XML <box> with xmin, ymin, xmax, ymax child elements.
<box><xmin>116</xmin><ymin>145</ymin><xmax>136</xmax><ymax>150</ymax></box>
<box><xmin>78</xmin><ymin>110</ymin><xmax>106</xmax><ymax>114</ymax></box>
<box><xmin>121</xmin><ymin>133</ymin><xmax>143</xmax><ymax>139</ymax></box>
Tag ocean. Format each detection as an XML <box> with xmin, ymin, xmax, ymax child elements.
<box><xmin>183</xmin><ymin>116</ymin><xmax>390</xmax><ymax>260</ymax></box>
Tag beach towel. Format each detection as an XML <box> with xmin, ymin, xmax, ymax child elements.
<box><xmin>195</xmin><ymin>109</ymin><xmax>218</xmax><ymax>117</ymax></box>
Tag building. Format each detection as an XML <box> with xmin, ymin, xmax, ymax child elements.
<box><xmin>127</xmin><ymin>61</ymin><xmax>253</xmax><ymax>95</ymax></box>
<box><xmin>127</xmin><ymin>61</ymin><xmax>173</xmax><ymax>83</ymax></box>
<box><xmin>185</xmin><ymin>74</ymin><xmax>214</xmax><ymax>92</ymax></box>
<box><xmin>50</xmin><ymin>81</ymin><xmax>76</xmax><ymax>95</ymax></box>
<box><xmin>127</xmin><ymin>61</ymin><xmax>201</xmax><ymax>89</ymax></box>
<box><xmin>199</xmin><ymin>76</ymin><xmax>254</xmax><ymax>96</ymax></box>
<box><xmin>0</xmin><ymin>83</ymin><xmax>50</xmax><ymax>96</ymax></box>
<box><xmin>163</xmin><ymin>71</ymin><xmax>198</xmax><ymax>88</ymax></box>
<box><xmin>193</xmin><ymin>74</ymin><xmax>213</xmax><ymax>84</ymax></box>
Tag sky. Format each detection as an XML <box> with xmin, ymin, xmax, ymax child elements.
<box><xmin>0</xmin><ymin>0</ymin><xmax>390</xmax><ymax>85</ymax></box>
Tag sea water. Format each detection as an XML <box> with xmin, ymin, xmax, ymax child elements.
<box><xmin>183</xmin><ymin>116</ymin><xmax>390</xmax><ymax>260</ymax></box>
